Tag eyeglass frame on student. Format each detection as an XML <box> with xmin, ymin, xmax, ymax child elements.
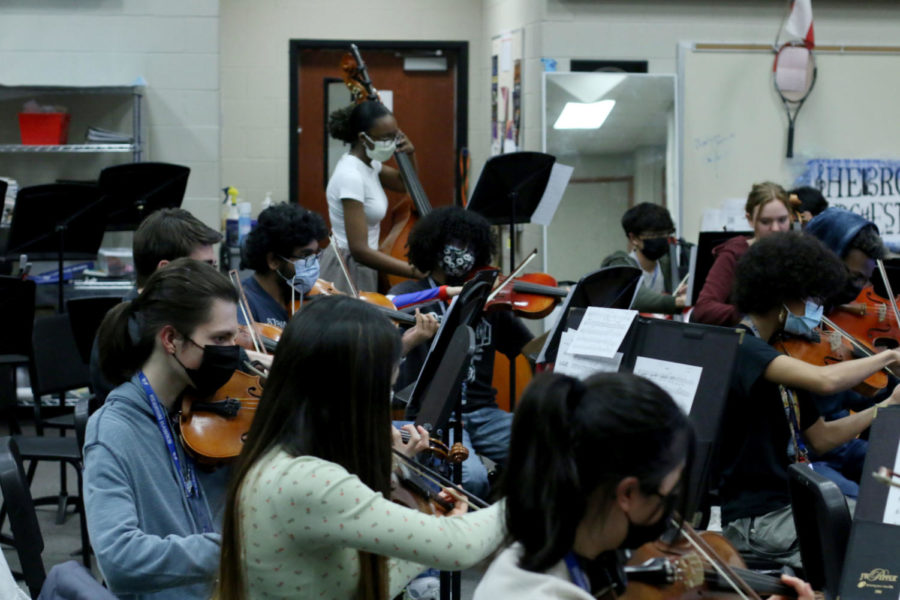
<box><xmin>279</xmin><ymin>250</ymin><xmax>322</xmax><ymax>270</ymax></box>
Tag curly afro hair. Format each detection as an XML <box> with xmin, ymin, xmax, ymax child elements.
<box><xmin>733</xmin><ymin>231</ymin><xmax>847</xmax><ymax>315</ymax></box>
<box><xmin>406</xmin><ymin>206</ymin><xmax>496</xmax><ymax>274</ymax></box>
<box><xmin>240</xmin><ymin>203</ymin><xmax>327</xmax><ymax>273</ymax></box>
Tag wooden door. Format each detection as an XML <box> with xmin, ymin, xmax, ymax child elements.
<box><xmin>291</xmin><ymin>44</ymin><xmax>464</xmax><ymax>238</ymax></box>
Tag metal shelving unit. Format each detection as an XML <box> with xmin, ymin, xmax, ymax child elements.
<box><xmin>0</xmin><ymin>84</ymin><xmax>144</xmax><ymax>162</ymax></box>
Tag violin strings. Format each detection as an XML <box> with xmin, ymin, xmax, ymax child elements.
<box><xmin>392</xmin><ymin>450</ymin><xmax>489</xmax><ymax>509</ymax></box>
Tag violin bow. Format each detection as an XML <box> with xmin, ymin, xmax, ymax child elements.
<box><xmin>877</xmin><ymin>259</ymin><xmax>900</xmax><ymax>336</ymax></box>
<box><xmin>229</xmin><ymin>270</ymin><xmax>264</xmax><ymax>355</ymax></box>
<box><xmin>873</xmin><ymin>466</ymin><xmax>900</xmax><ymax>489</ymax></box>
<box><xmin>820</xmin><ymin>315</ymin><xmax>900</xmax><ymax>379</ymax></box>
<box><xmin>486</xmin><ymin>248</ymin><xmax>539</xmax><ymax>303</ymax></box>
<box><xmin>677</xmin><ymin>521</ymin><xmax>763</xmax><ymax>600</ymax></box>
<box><xmin>329</xmin><ymin>232</ymin><xmax>360</xmax><ymax>298</ymax></box>
<box><xmin>391</xmin><ymin>450</ymin><xmax>489</xmax><ymax>510</ymax></box>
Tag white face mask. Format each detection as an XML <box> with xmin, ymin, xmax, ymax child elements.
<box><xmin>362</xmin><ymin>132</ymin><xmax>397</xmax><ymax>162</ymax></box>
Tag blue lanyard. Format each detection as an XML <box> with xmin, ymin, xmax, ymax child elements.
<box><xmin>137</xmin><ymin>372</ymin><xmax>213</xmax><ymax>532</ymax></box>
<box><xmin>563</xmin><ymin>552</ymin><xmax>591</xmax><ymax>593</ymax></box>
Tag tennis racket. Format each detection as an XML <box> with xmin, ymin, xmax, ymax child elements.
<box><xmin>773</xmin><ymin>41</ymin><xmax>817</xmax><ymax>158</ymax></box>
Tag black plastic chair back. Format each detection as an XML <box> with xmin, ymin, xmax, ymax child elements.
<box><xmin>66</xmin><ymin>296</ymin><xmax>123</xmax><ymax>365</ymax></box>
<box><xmin>0</xmin><ymin>276</ymin><xmax>35</xmax><ymax>358</ymax></box>
<box><xmin>30</xmin><ymin>314</ymin><xmax>91</xmax><ymax>399</ymax></box>
<box><xmin>0</xmin><ymin>436</ymin><xmax>46</xmax><ymax>597</ymax></box>
<box><xmin>789</xmin><ymin>463</ymin><xmax>852</xmax><ymax>599</ymax></box>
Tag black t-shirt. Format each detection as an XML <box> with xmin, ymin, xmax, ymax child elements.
<box><xmin>390</xmin><ymin>277</ymin><xmax>533</xmax><ymax>413</ymax></box>
<box><xmin>718</xmin><ymin>327</ymin><xmax>820</xmax><ymax>524</ymax></box>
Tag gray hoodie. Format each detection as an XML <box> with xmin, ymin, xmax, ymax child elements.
<box><xmin>83</xmin><ymin>375</ymin><xmax>230</xmax><ymax>600</ymax></box>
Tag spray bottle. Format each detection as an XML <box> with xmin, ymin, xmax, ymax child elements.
<box><xmin>222</xmin><ymin>186</ymin><xmax>240</xmax><ymax>247</ymax></box>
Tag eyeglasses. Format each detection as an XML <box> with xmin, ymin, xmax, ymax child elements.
<box><xmin>280</xmin><ymin>250</ymin><xmax>322</xmax><ymax>268</ymax></box>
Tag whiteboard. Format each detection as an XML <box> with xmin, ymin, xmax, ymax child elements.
<box><xmin>679</xmin><ymin>44</ymin><xmax>900</xmax><ymax>242</ymax></box>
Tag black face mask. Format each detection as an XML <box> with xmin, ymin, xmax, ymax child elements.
<box><xmin>640</xmin><ymin>237</ymin><xmax>670</xmax><ymax>261</ymax></box>
<box><xmin>619</xmin><ymin>491</ymin><xmax>677</xmax><ymax>550</ymax></box>
<box><xmin>174</xmin><ymin>337</ymin><xmax>241</xmax><ymax>396</ymax></box>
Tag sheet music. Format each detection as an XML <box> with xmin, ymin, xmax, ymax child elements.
<box><xmin>567</xmin><ymin>307</ymin><xmax>638</xmax><ymax>359</ymax></box>
<box><xmin>555</xmin><ymin>329</ymin><xmax>622</xmax><ymax>379</ymax></box>
<box><xmin>632</xmin><ymin>356</ymin><xmax>702</xmax><ymax>414</ymax></box>
<box><xmin>883</xmin><ymin>439</ymin><xmax>900</xmax><ymax>525</ymax></box>
<box><xmin>530</xmin><ymin>162</ymin><xmax>573</xmax><ymax>226</ymax></box>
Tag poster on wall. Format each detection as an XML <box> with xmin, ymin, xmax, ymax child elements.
<box><xmin>491</xmin><ymin>29</ymin><xmax>524</xmax><ymax>156</ymax></box>
<box><xmin>801</xmin><ymin>159</ymin><xmax>900</xmax><ymax>247</ymax></box>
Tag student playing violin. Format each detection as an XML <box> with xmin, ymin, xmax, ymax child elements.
<box><xmin>720</xmin><ymin>232</ymin><xmax>900</xmax><ymax>568</ymax></box>
<box><xmin>474</xmin><ymin>372</ymin><xmax>813</xmax><ymax>600</ymax></box>
<box><xmin>389</xmin><ymin>206</ymin><xmax>534</xmax><ymax>497</ymax></box>
<box><xmin>215</xmin><ymin>295</ymin><xmax>505</xmax><ymax>600</ymax></box>
<box><xmin>240</xmin><ymin>201</ymin><xmax>438</xmax><ymax>354</ymax></box>
<box><xmin>90</xmin><ymin>207</ymin><xmax>223</xmax><ymax>403</ymax></box>
<box><xmin>85</xmin><ymin>259</ymin><xmax>243</xmax><ymax>600</ymax></box>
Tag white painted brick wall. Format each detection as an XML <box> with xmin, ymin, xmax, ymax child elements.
<box><xmin>0</xmin><ymin>0</ymin><xmax>221</xmax><ymax>229</ymax></box>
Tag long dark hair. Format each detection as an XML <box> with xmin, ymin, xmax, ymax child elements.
<box><xmin>217</xmin><ymin>295</ymin><xmax>403</xmax><ymax>600</ymax></box>
<box><xmin>97</xmin><ymin>258</ymin><xmax>238</xmax><ymax>385</ymax></box>
<box><xmin>501</xmin><ymin>372</ymin><xmax>693</xmax><ymax>573</ymax></box>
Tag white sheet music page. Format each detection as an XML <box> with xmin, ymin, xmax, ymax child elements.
<box><xmin>568</xmin><ymin>307</ymin><xmax>638</xmax><ymax>359</ymax></box>
<box><xmin>632</xmin><ymin>356</ymin><xmax>702</xmax><ymax>414</ymax></box>
<box><xmin>530</xmin><ymin>162</ymin><xmax>573</xmax><ymax>226</ymax></box>
<box><xmin>882</xmin><ymin>440</ymin><xmax>900</xmax><ymax>525</ymax></box>
<box><xmin>555</xmin><ymin>329</ymin><xmax>622</xmax><ymax>379</ymax></box>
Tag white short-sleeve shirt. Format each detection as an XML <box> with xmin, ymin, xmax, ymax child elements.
<box><xmin>326</xmin><ymin>153</ymin><xmax>388</xmax><ymax>250</ymax></box>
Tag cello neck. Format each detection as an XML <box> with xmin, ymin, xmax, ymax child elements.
<box><xmin>394</xmin><ymin>152</ymin><xmax>431</xmax><ymax>216</ymax></box>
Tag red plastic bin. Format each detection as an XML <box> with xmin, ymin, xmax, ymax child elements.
<box><xmin>18</xmin><ymin>112</ymin><xmax>71</xmax><ymax>145</ymax></box>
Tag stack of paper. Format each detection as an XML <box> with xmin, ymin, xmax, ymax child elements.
<box><xmin>86</xmin><ymin>127</ymin><xmax>132</xmax><ymax>143</ymax></box>
<box><xmin>553</xmin><ymin>307</ymin><xmax>637</xmax><ymax>379</ymax></box>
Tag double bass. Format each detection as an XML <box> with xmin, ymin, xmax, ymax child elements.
<box><xmin>340</xmin><ymin>44</ymin><xmax>433</xmax><ymax>289</ymax></box>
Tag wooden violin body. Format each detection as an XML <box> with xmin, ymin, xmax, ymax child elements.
<box><xmin>179</xmin><ymin>370</ymin><xmax>263</xmax><ymax>466</ymax></box>
<box><xmin>623</xmin><ymin>531</ymin><xmax>797</xmax><ymax>600</ymax></box>
<box><xmin>774</xmin><ymin>329</ymin><xmax>888</xmax><ymax>397</ymax></box>
<box><xmin>831</xmin><ymin>285</ymin><xmax>900</xmax><ymax>349</ymax></box>
<box><xmin>236</xmin><ymin>322</ymin><xmax>280</xmax><ymax>353</ymax></box>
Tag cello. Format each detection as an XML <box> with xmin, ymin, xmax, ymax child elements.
<box><xmin>340</xmin><ymin>44</ymin><xmax>433</xmax><ymax>289</ymax></box>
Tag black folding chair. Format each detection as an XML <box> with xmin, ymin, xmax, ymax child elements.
<box><xmin>0</xmin><ymin>436</ymin><xmax>46</xmax><ymax>597</ymax></box>
<box><xmin>789</xmin><ymin>463</ymin><xmax>852</xmax><ymax>599</ymax></box>
<box><xmin>0</xmin><ymin>276</ymin><xmax>36</xmax><ymax>436</ymax></box>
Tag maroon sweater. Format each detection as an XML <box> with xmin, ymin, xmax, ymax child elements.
<box><xmin>691</xmin><ymin>236</ymin><xmax>750</xmax><ymax>326</ymax></box>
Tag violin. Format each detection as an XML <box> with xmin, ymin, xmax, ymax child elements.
<box><xmin>624</xmin><ymin>526</ymin><xmax>798</xmax><ymax>599</ymax></box>
<box><xmin>474</xmin><ymin>249</ymin><xmax>570</xmax><ymax>320</ymax></box>
<box><xmin>236</xmin><ymin>322</ymin><xmax>281</xmax><ymax>353</ymax></box>
<box><xmin>390</xmin><ymin>449</ymin><xmax>489</xmax><ymax>515</ymax></box>
<box><xmin>179</xmin><ymin>370</ymin><xmax>263</xmax><ymax>466</ymax></box>
<box><xmin>773</xmin><ymin>326</ymin><xmax>889</xmax><ymax>397</ymax></box>
<box><xmin>831</xmin><ymin>285</ymin><xmax>900</xmax><ymax>349</ymax></box>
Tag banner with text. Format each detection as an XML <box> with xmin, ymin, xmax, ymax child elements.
<box><xmin>802</xmin><ymin>159</ymin><xmax>900</xmax><ymax>246</ymax></box>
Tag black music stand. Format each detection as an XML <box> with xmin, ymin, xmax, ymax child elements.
<box><xmin>839</xmin><ymin>407</ymin><xmax>900</xmax><ymax>600</ymax></box>
<box><xmin>537</xmin><ymin>265</ymin><xmax>642</xmax><ymax>368</ymax></box>
<box><xmin>467</xmin><ymin>152</ymin><xmax>556</xmax><ymax>274</ymax></box>
<box><xmin>98</xmin><ymin>162</ymin><xmax>189</xmax><ymax>231</ymax></box>
<box><xmin>0</xmin><ymin>178</ymin><xmax>9</xmax><ymax>274</ymax></box>
<box><xmin>6</xmin><ymin>184</ymin><xmax>106</xmax><ymax>313</ymax></box>
<box><xmin>617</xmin><ymin>318</ymin><xmax>741</xmax><ymax>520</ymax></box>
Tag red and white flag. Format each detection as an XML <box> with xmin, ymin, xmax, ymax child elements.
<box><xmin>783</xmin><ymin>0</ymin><xmax>815</xmax><ymax>48</ymax></box>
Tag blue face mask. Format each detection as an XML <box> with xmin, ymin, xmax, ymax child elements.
<box><xmin>783</xmin><ymin>300</ymin><xmax>824</xmax><ymax>338</ymax></box>
<box><xmin>279</xmin><ymin>255</ymin><xmax>320</xmax><ymax>295</ymax></box>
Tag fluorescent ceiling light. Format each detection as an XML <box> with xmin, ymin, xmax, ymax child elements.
<box><xmin>553</xmin><ymin>99</ymin><xmax>615</xmax><ymax>130</ymax></box>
